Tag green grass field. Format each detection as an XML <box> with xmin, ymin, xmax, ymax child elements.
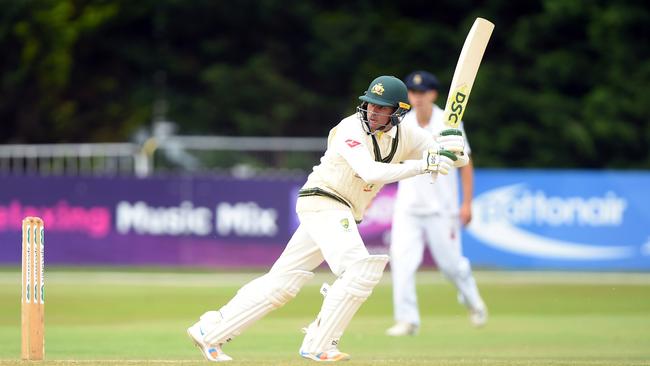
<box><xmin>1</xmin><ymin>269</ymin><xmax>649</xmax><ymax>366</ymax></box>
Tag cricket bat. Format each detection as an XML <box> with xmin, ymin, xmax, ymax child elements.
<box><xmin>442</xmin><ymin>17</ymin><xmax>494</xmax><ymax>128</ymax></box>
<box><xmin>430</xmin><ymin>18</ymin><xmax>493</xmax><ymax>182</ymax></box>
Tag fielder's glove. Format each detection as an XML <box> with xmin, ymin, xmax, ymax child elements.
<box><xmin>422</xmin><ymin>148</ymin><xmax>457</xmax><ymax>175</ymax></box>
<box><xmin>436</xmin><ymin>129</ymin><xmax>469</xmax><ymax>168</ymax></box>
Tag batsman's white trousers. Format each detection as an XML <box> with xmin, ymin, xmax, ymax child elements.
<box><xmin>271</xmin><ymin>209</ymin><xmax>369</xmax><ymax>276</ymax></box>
<box><xmin>202</xmin><ymin>208</ymin><xmax>372</xmax><ymax>345</ymax></box>
<box><xmin>390</xmin><ymin>210</ymin><xmax>482</xmax><ymax>325</ymax></box>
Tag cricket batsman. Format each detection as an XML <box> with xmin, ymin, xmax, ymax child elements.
<box><xmin>187</xmin><ymin>75</ymin><xmax>469</xmax><ymax>362</ymax></box>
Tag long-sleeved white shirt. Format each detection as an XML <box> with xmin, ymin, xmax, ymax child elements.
<box><xmin>297</xmin><ymin>112</ymin><xmax>436</xmax><ymax>222</ymax></box>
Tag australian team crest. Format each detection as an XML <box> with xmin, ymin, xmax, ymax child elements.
<box><xmin>371</xmin><ymin>83</ymin><xmax>384</xmax><ymax>96</ymax></box>
<box><xmin>340</xmin><ymin>218</ymin><xmax>350</xmax><ymax>231</ymax></box>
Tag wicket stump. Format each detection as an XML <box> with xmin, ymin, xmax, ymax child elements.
<box><xmin>21</xmin><ymin>216</ymin><xmax>45</xmax><ymax>360</ymax></box>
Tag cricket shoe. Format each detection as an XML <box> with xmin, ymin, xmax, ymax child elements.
<box><xmin>299</xmin><ymin>322</ymin><xmax>350</xmax><ymax>362</ymax></box>
<box><xmin>457</xmin><ymin>293</ymin><xmax>488</xmax><ymax>328</ymax></box>
<box><xmin>469</xmin><ymin>303</ymin><xmax>488</xmax><ymax>328</ymax></box>
<box><xmin>385</xmin><ymin>321</ymin><xmax>419</xmax><ymax>336</ymax></box>
<box><xmin>299</xmin><ymin>349</ymin><xmax>351</xmax><ymax>362</ymax></box>
<box><xmin>187</xmin><ymin>322</ymin><xmax>233</xmax><ymax>362</ymax></box>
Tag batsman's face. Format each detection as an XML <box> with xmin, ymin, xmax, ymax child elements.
<box><xmin>366</xmin><ymin>103</ymin><xmax>395</xmax><ymax>132</ymax></box>
<box><xmin>408</xmin><ymin>90</ymin><xmax>438</xmax><ymax>110</ymax></box>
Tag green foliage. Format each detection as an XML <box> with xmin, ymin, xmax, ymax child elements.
<box><xmin>0</xmin><ymin>0</ymin><xmax>648</xmax><ymax>168</ymax></box>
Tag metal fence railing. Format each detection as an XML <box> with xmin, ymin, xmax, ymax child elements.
<box><xmin>0</xmin><ymin>136</ymin><xmax>327</xmax><ymax>178</ymax></box>
<box><xmin>0</xmin><ymin>143</ymin><xmax>143</xmax><ymax>176</ymax></box>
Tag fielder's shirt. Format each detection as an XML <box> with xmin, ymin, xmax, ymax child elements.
<box><xmin>297</xmin><ymin>112</ymin><xmax>437</xmax><ymax>222</ymax></box>
<box><xmin>394</xmin><ymin>105</ymin><xmax>471</xmax><ymax>216</ymax></box>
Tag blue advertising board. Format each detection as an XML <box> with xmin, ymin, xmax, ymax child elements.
<box><xmin>464</xmin><ymin>170</ymin><xmax>650</xmax><ymax>270</ymax></box>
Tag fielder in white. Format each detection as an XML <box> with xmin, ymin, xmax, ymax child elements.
<box><xmin>386</xmin><ymin>71</ymin><xmax>487</xmax><ymax>337</ymax></box>
<box><xmin>187</xmin><ymin>75</ymin><xmax>469</xmax><ymax>362</ymax></box>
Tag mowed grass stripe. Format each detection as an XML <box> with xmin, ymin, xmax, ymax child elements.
<box><xmin>0</xmin><ymin>270</ymin><xmax>649</xmax><ymax>286</ymax></box>
<box><xmin>1</xmin><ymin>360</ymin><xmax>650</xmax><ymax>366</ymax></box>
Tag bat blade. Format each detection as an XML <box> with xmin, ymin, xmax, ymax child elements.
<box><xmin>443</xmin><ymin>18</ymin><xmax>494</xmax><ymax>128</ymax></box>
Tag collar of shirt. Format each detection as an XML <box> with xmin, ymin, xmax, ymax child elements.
<box><xmin>375</xmin><ymin>125</ymin><xmax>398</xmax><ymax>140</ymax></box>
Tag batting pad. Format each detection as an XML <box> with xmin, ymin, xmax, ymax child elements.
<box><xmin>302</xmin><ymin>255</ymin><xmax>389</xmax><ymax>353</ymax></box>
<box><xmin>203</xmin><ymin>269</ymin><xmax>314</xmax><ymax>345</ymax></box>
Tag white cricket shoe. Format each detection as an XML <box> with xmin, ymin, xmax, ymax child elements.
<box><xmin>299</xmin><ymin>322</ymin><xmax>350</xmax><ymax>362</ymax></box>
<box><xmin>457</xmin><ymin>293</ymin><xmax>488</xmax><ymax>328</ymax></box>
<box><xmin>385</xmin><ymin>321</ymin><xmax>419</xmax><ymax>336</ymax></box>
<box><xmin>299</xmin><ymin>348</ymin><xmax>351</xmax><ymax>362</ymax></box>
<box><xmin>187</xmin><ymin>322</ymin><xmax>233</xmax><ymax>362</ymax></box>
<box><xmin>469</xmin><ymin>303</ymin><xmax>488</xmax><ymax>328</ymax></box>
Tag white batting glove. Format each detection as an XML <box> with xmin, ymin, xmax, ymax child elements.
<box><xmin>454</xmin><ymin>152</ymin><xmax>470</xmax><ymax>168</ymax></box>
<box><xmin>436</xmin><ymin>129</ymin><xmax>469</xmax><ymax>168</ymax></box>
<box><xmin>421</xmin><ymin>148</ymin><xmax>457</xmax><ymax>176</ymax></box>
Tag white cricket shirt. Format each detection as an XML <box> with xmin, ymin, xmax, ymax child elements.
<box><xmin>297</xmin><ymin>112</ymin><xmax>436</xmax><ymax>222</ymax></box>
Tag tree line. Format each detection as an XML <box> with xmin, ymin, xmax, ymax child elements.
<box><xmin>1</xmin><ymin>0</ymin><xmax>648</xmax><ymax>168</ymax></box>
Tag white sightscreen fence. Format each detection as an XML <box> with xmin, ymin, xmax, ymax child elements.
<box><xmin>0</xmin><ymin>137</ymin><xmax>326</xmax><ymax>177</ymax></box>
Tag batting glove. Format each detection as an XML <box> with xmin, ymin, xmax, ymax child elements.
<box><xmin>422</xmin><ymin>148</ymin><xmax>457</xmax><ymax>175</ymax></box>
<box><xmin>436</xmin><ymin>129</ymin><xmax>469</xmax><ymax>168</ymax></box>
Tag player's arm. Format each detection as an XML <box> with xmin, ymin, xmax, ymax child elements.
<box><xmin>458</xmin><ymin>121</ymin><xmax>473</xmax><ymax>225</ymax></box>
<box><xmin>335</xmin><ymin>124</ymin><xmax>459</xmax><ymax>184</ymax></box>
<box><xmin>335</xmin><ymin>131</ymin><xmax>422</xmax><ymax>185</ymax></box>
<box><xmin>459</xmin><ymin>156</ymin><xmax>474</xmax><ymax>226</ymax></box>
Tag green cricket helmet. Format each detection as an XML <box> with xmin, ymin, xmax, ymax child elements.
<box><xmin>357</xmin><ymin>75</ymin><xmax>411</xmax><ymax>133</ymax></box>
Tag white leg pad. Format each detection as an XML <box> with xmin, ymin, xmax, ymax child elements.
<box><xmin>302</xmin><ymin>255</ymin><xmax>389</xmax><ymax>353</ymax></box>
<box><xmin>203</xmin><ymin>269</ymin><xmax>314</xmax><ymax>345</ymax></box>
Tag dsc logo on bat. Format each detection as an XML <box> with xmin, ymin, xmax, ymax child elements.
<box><xmin>444</xmin><ymin>85</ymin><xmax>469</xmax><ymax>128</ymax></box>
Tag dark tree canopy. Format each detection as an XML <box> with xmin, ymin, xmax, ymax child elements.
<box><xmin>1</xmin><ymin>0</ymin><xmax>648</xmax><ymax>168</ymax></box>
